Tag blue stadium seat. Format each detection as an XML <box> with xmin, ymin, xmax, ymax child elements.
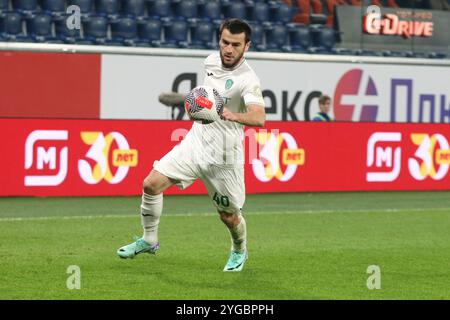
<box><xmin>137</xmin><ymin>17</ymin><xmax>162</xmax><ymax>46</ymax></box>
<box><xmin>26</xmin><ymin>13</ymin><xmax>63</xmax><ymax>42</ymax></box>
<box><xmin>174</xmin><ymin>0</ymin><xmax>198</xmax><ymax>23</ymax></box>
<box><xmin>95</xmin><ymin>0</ymin><xmax>120</xmax><ymax>19</ymax></box>
<box><xmin>83</xmin><ymin>15</ymin><xmax>109</xmax><ymax>44</ymax></box>
<box><xmin>41</xmin><ymin>0</ymin><xmax>66</xmax><ymax>17</ymax></box>
<box><xmin>247</xmin><ymin>1</ymin><xmax>269</xmax><ymax>24</ymax></box>
<box><xmin>0</xmin><ymin>11</ymin><xmax>30</xmax><ymax>41</ymax></box>
<box><xmin>110</xmin><ymin>17</ymin><xmax>139</xmax><ymax>46</ymax></box>
<box><xmin>0</xmin><ymin>0</ymin><xmax>9</xmax><ymax>12</ymax></box>
<box><xmin>198</xmin><ymin>0</ymin><xmax>222</xmax><ymax>26</ymax></box>
<box><xmin>68</xmin><ymin>0</ymin><xmax>94</xmax><ymax>17</ymax></box>
<box><xmin>269</xmin><ymin>1</ymin><xmax>292</xmax><ymax>24</ymax></box>
<box><xmin>309</xmin><ymin>25</ymin><xmax>336</xmax><ymax>53</ymax></box>
<box><xmin>249</xmin><ymin>23</ymin><xmax>264</xmax><ymax>51</ymax></box>
<box><xmin>224</xmin><ymin>1</ymin><xmax>246</xmax><ymax>20</ymax></box>
<box><xmin>161</xmin><ymin>19</ymin><xmax>188</xmax><ymax>48</ymax></box>
<box><xmin>287</xmin><ymin>23</ymin><xmax>310</xmax><ymax>53</ymax></box>
<box><xmin>122</xmin><ymin>0</ymin><xmax>146</xmax><ymax>18</ymax></box>
<box><xmin>12</xmin><ymin>0</ymin><xmax>38</xmax><ymax>16</ymax></box>
<box><xmin>54</xmin><ymin>14</ymin><xmax>87</xmax><ymax>43</ymax></box>
<box><xmin>146</xmin><ymin>0</ymin><xmax>172</xmax><ymax>19</ymax></box>
<box><xmin>190</xmin><ymin>21</ymin><xmax>215</xmax><ymax>49</ymax></box>
<box><xmin>265</xmin><ymin>24</ymin><xmax>288</xmax><ymax>52</ymax></box>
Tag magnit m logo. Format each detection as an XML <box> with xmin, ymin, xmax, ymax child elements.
<box><xmin>252</xmin><ymin>131</ymin><xmax>305</xmax><ymax>182</ymax></box>
<box><xmin>334</xmin><ymin>69</ymin><xmax>379</xmax><ymax>122</ymax></box>
<box><xmin>78</xmin><ymin>131</ymin><xmax>138</xmax><ymax>184</ymax></box>
<box><xmin>24</xmin><ymin>130</ymin><xmax>69</xmax><ymax>186</ymax></box>
<box><xmin>366</xmin><ymin>132</ymin><xmax>402</xmax><ymax>182</ymax></box>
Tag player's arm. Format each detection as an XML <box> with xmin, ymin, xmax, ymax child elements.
<box><xmin>221</xmin><ymin>104</ymin><xmax>266</xmax><ymax>127</ymax></box>
<box><xmin>158</xmin><ymin>92</ymin><xmax>186</xmax><ymax>107</ymax></box>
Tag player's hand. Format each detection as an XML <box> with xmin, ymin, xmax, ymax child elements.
<box><xmin>221</xmin><ymin>107</ymin><xmax>238</xmax><ymax>122</ymax></box>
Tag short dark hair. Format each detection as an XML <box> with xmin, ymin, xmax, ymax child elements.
<box><xmin>319</xmin><ymin>95</ymin><xmax>331</xmax><ymax>105</ymax></box>
<box><xmin>219</xmin><ymin>18</ymin><xmax>252</xmax><ymax>43</ymax></box>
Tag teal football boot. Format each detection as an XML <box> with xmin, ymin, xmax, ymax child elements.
<box><xmin>223</xmin><ymin>251</ymin><xmax>248</xmax><ymax>272</ymax></box>
<box><xmin>117</xmin><ymin>237</ymin><xmax>159</xmax><ymax>259</ymax></box>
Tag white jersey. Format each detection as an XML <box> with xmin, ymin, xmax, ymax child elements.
<box><xmin>184</xmin><ymin>52</ymin><xmax>265</xmax><ymax>167</ymax></box>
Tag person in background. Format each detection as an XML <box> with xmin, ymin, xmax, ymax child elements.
<box><xmin>312</xmin><ymin>94</ymin><xmax>334</xmax><ymax>122</ymax></box>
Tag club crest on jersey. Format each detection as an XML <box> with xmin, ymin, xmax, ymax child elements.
<box><xmin>225</xmin><ymin>79</ymin><xmax>234</xmax><ymax>90</ymax></box>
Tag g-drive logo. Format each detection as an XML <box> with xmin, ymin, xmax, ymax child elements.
<box><xmin>25</xmin><ymin>130</ymin><xmax>69</xmax><ymax>186</ymax></box>
<box><xmin>334</xmin><ymin>69</ymin><xmax>379</xmax><ymax>122</ymax></box>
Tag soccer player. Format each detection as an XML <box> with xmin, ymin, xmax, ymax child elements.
<box><xmin>312</xmin><ymin>95</ymin><xmax>334</xmax><ymax>121</ymax></box>
<box><xmin>117</xmin><ymin>18</ymin><xmax>266</xmax><ymax>272</ymax></box>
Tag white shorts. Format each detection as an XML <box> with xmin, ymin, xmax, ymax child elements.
<box><xmin>153</xmin><ymin>144</ymin><xmax>245</xmax><ymax>214</ymax></box>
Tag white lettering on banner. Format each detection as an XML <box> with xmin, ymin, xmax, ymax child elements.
<box><xmin>252</xmin><ymin>131</ymin><xmax>305</xmax><ymax>182</ymax></box>
<box><xmin>24</xmin><ymin>130</ymin><xmax>69</xmax><ymax>186</ymax></box>
<box><xmin>363</xmin><ymin>13</ymin><xmax>434</xmax><ymax>38</ymax></box>
<box><xmin>366</xmin><ymin>132</ymin><xmax>402</xmax><ymax>182</ymax></box>
<box><xmin>78</xmin><ymin>131</ymin><xmax>138</xmax><ymax>185</ymax></box>
<box><xmin>408</xmin><ymin>134</ymin><xmax>450</xmax><ymax>181</ymax></box>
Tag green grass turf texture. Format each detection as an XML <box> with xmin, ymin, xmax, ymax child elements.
<box><xmin>0</xmin><ymin>191</ymin><xmax>449</xmax><ymax>300</ymax></box>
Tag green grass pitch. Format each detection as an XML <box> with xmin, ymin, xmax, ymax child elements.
<box><xmin>0</xmin><ymin>191</ymin><xmax>449</xmax><ymax>300</ymax></box>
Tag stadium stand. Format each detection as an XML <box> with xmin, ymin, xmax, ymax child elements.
<box><xmin>247</xmin><ymin>0</ymin><xmax>270</xmax><ymax>24</ymax></box>
<box><xmin>110</xmin><ymin>16</ymin><xmax>139</xmax><ymax>45</ymax></box>
<box><xmin>121</xmin><ymin>0</ymin><xmax>145</xmax><ymax>18</ymax></box>
<box><xmin>54</xmin><ymin>13</ymin><xmax>88</xmax><ymax>43</ymax></box>
<box><xmin>292</xmin><ymin>0</ymin><xmax>310</xmax><ymax>24</ymax></box>
<box><xmin>0</xmin><ymin>0</ymin><xmax>447</xmax><ymax>58</ymax></box>
<box><xmin>248</xmin><ymin>22</ymin><xmax>264</xmax><ymax>50</ymax></box>
<box><xmin>190</xmin><ymin>20</ymin><xmax>215</xmax><ymax>49</ymax></box>
<box><xmin>160</xmin><ymin>18</ymin><xmax>188</xmax><ymax>48</ymax></box>
<box><xmin>95</xmin><ymin>0</ymin><xmax>120</xmax><ymax>19</ymax></box>
<box><xmin>223</xmin><ymin>1</ymin><xmax>247</xmax><ymax>20</ymax></box>
<box><xmin>265</xmin><ymin>23</ymin><xmax>289</xmax><ymax>52</ymax></box>
<box><xmin>0</xmin><ymin>11</ymin><xmax>30</xmax><ymax>41</ymax></box>
<box><xmin>0</xmin><ymin>0</ymin><xmax>8</xmax><ymax>11</ymax></box>
<box><xmin>174</xmin><ymin>0</ymin><xmax>198</xmax><ymax>21</ymax></box>
<box><xmin>136</xmin><ymin>17</ymin><xmax>162</xmax><ymax>46</ymax></box>
<box><xmin>12</xmin><ymin>0</ymin><xmax>38</xmax><ymax>17</ymax></box>
<box><xmin>147</xmin><ymin>0</ymin><xmax>172</xmax><ymax>18</ymax></box>
<box><xmin>26</xmin><ymin>12</ymin><xmax>62</xmax><ymax>42</ymax></box>
<box><xmin>41</xmin><ymin>0</ymin><xmax>66</xmax><ymax>17</ymax></box>
<box><xmin>287</xmin><ymin>22</ymin><xmax>311</xmax><ymax>52</ymax></box>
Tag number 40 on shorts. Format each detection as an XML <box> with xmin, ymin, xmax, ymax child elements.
<box><xmin>213</xmin><ymin>192</ymin><xmax>230</xmax><ymax>207</ymax></box>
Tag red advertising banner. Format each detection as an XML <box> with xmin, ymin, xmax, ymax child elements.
<box><xmin>1</xmin><ymin>119</ymin><xmax>450</xmax><ymax>197</ymax></box>
<box><xmin>0</xmin><ymin>51</ymin><xmax>101</xmax><ymax>119</ymax></box>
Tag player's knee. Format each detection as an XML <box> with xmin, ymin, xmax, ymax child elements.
<box><xmin>219</xmin><ymin>211</ymin><xmax>240</xmax><ymax>228</ymax></box>
<box><xmin>142</xmin><ymin>177</ymin><xmax>162</xmax><ymax>195</ymax></box>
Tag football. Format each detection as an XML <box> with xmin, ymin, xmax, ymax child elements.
<box><xmin>184</xmin><ymin>85</ymin><xmax>224</xmax><ymax>123</ymax></box>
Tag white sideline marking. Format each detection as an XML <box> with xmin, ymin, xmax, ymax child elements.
<box><xmin>0</xmin><ymin>207</ymin><xmax>449</xmax><ymax>222</ymax></box>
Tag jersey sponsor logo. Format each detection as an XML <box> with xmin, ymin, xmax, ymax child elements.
<box><xmin>334</xmin><ymin>69</ymin><xmax>379</xmax><ymax>122</ymax></box>
<box><xmin>24</xmin><ymin>130</ymin><xmax>69</xmax><ymax>186</ymax></box>
<box><xmin>252</xmin><ymin>131</ymin><xmax>305</xmax><ymax>182</ymax></box>
<box><xmin>78</xmin><ymin>131</ymin><xmax>138</xmax><ymax>184</ymax></box>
